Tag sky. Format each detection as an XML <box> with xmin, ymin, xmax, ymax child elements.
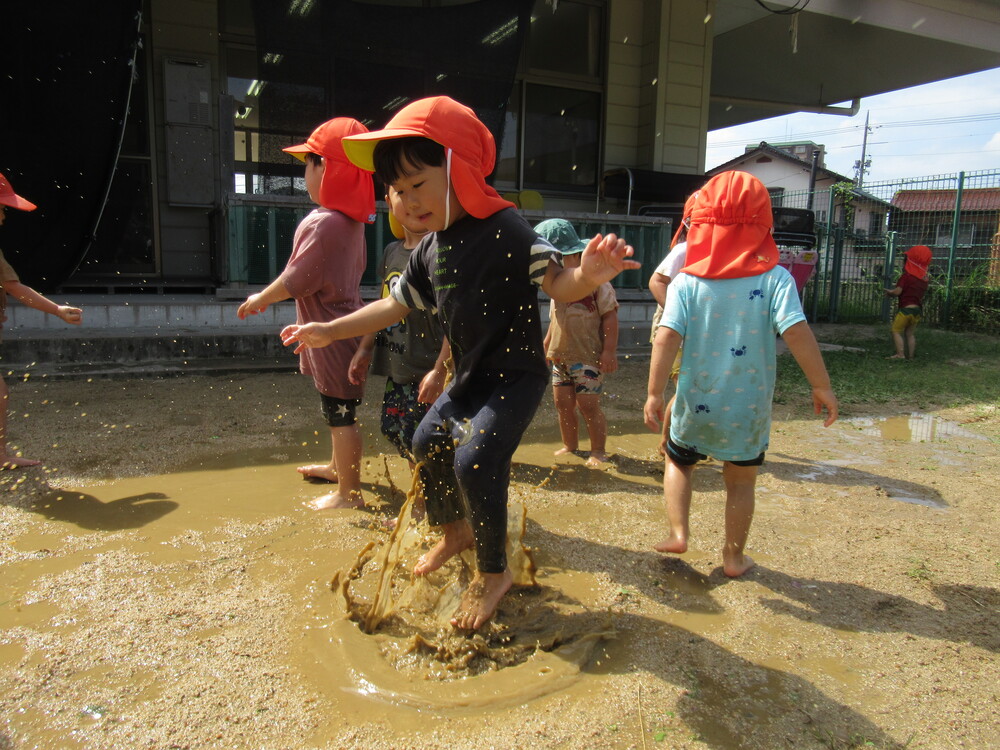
<box><xmin>704</xmin><ymin>66</ymin><xmax>1000</xmax><ymax>185</ymax></box>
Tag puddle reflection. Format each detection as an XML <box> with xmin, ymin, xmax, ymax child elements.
<box><xmin>843</xmin><ymin>413</ymin><xmax>987</xmax><ymax>443</ymax></box>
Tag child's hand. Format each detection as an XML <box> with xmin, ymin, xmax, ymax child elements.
<box><xmin>812</xmin><ymin>386</ymin><xmax>838</xmax><ymax>427</ymax></box>
<box><xmin>348</xmin><ymin>347</ymin><xmax>372</xmax><ymax>386</ymax></box>
<box><xmin>237</xmin><ymin>293</ymin><xmax>267</xmax><ymax>319</ymax></box>
<box><xmin>280</xmin><ymin>322</ymin><xmax>334</xmax><ymax>354</ymax></box>
<box><xmin>418</xmin><ymin>367</ymin><xmax>447</xmax><ymax>404</ymax></box>
<box><xmin>580</xmin><ymin>233</ymin><xmax>641</xmax><ymax>286</ymax></box>
<box><xmin>643</xmin><ymin>394</ymin><xmax>664</xmax><ymax>432</ymax></box>
<box><xmin>599</xmin><ymin>350</ymin><xmax>617</xmax><ymax>374</ymax></box>
<box><xmin>57</xmin><ymin>306</ymin><xmax>82</xmax><ymax>325</ymax></box>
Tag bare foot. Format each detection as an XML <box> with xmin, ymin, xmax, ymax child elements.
<box><xmin>297</xmin><ymin>464</ymin><xmax>338</xmax><ymax>483</ymax></box>
<box><xmin>586</xmin><ymin>450</ymin><xmax>609</xmax><ymax>468</ymax></box>
<box><xmin>450</xmin><ymin>569</ymin><xmax>513</xmax><ymax>630</ymax></box>
<box><xmin>723</xmin><ymin>553</ymin><xmax>755</xmax><ymax>578</ymax></box>
<box><xmin>553</xmin><ymin>446</ymin><xmax>577</xmax><ymax>456</ymax></box>
<box><xmin>0</xmin><ymin>455</ymin><xmax>42</xmax><ymax>470</ymax></box>
<box><xmin>307</xmin><ymin>490</ymin><xmax>364</xmax><ymax>510</ymax></box>
<box><xmin>414</xmin><ymin>520</ymin><xmax>474</xmax><ymax>576</ymax></box>
<box><xmin>654</xmin><ymin>534</ymin><xmax>688</xmax><ymax>554</ymax></box>
<box><xmin>383</xmin><ymin>502</ymin><xmax>426</xmax><ymax>530</ymax></box>
<box><xmin>886</xmin><ymin>354</ymin><xmax>905</xmax><ymax>360</ymax></box>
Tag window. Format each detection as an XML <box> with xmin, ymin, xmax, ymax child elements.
<box><xmin>868</xmin><ymin>210</ymin><xmax>885</xmax><ymax>237</ymax></box>
<box><xmin>226</xmin><ymin>46</ymin><xmax>329</xmax><ymax>195</ymax></box>
<box><xmin>936</xmin><ymin>222</ymin><xmax>975</xmax><ymax>246</ymax></box>
<box><xmin>527</xmin><ymin>0</ymin><xmax>602</xmax><ymax>78</ymax></box>
<box><xmin>499</xmin><ymin>0</ymin><xmax>605</xmax><ymax>194</ymax></box>
<box><xmin>768</xmin><ymin>187</ymin><xmax>785</xmax><ymax>208</ymax></box>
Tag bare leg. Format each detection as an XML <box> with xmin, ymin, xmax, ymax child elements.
<box><xmin>0</xmin><ymin>379</ymin><xmax>41</xmax><ymax>470</ymax></box>
<box><xmin>576</xmin><ymin>393</ymin><xmax>608</xmax><ymax>465</ymax></box>
<box><xmin>658</xmin><ymin>394</ymin><xmax>676</xmax><ymax>457</ymax></box>
<box><xmin>552</xmin><ymin>385</ymin><xmax>579</xmax><ymax>455</ymax></box>
<box><xmin>888</xmin><ymin>330</ymin><xmax>906</xmax><ymax>359</ymax></box>
<box><xmin>450</xmin><ymin>569</ymin><xmax>513</xmax><ymax>631</ymax></box>
<box><xmin>721</xmin><ymin>462</ymin><xmax>758</xmax><ymax>577</ymax></box>
<box><xmin>654</xmin><ymin>458</ymin><xmax>693</xmax><ymax>554</ymax></box>
<box><xmin>906</xmin><ymin>326</ymin><xmax>917</xmax><ymax>359</ymax></box>
<box><xmin>414</xmin><ymin>519</ymin><xmax>475</xmax><ymax>575</ymax></box>
<box><xmin>297</xmin><ymin>441</ymin><xmax>339</xmax><ymax>484</ymax></box>
<box><xmin>309</xmin><ymin>424</ymin><xmax>363</xmax><ymax>509</ymax></box>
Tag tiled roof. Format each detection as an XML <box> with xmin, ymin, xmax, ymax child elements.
<box><xmin>891</xmin><ymin>188</ymin><xmax>1000</xmax><ymax>212</ymax></box>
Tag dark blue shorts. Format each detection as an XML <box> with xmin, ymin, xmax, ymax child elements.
<box><xmin>666</xmin><ymin>438</ymin><xmax>764</xmax><ymax>467</ymax></box>
<box><xmin>319</xmin><ymin>394</ymin><xmax>361</xmax><ymax>428</ymax></box>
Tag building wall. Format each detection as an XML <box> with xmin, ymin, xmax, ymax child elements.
<box><xmin>606</xmin><ymin>0</ymin><xmax>712</xmax><ymax>175</ymax></box>
<box><xmin>149</xmin><ymin>0</ymin><xmax>220</xmax><ymax>286</ymax></box>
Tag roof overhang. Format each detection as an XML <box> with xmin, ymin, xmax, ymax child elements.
<box><xmin>710</xmin><ymin>0</ymin><xmax>1000</xmax><ymax>130</ymax></box>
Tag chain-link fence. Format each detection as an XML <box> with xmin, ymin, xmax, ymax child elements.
<box><xmin>776</xmin><ymin>169</ymin><xmax>1000</xmax><ymax>334</ymax></box>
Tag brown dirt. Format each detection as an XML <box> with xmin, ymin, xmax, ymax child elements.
<box><xmin>0</xmin><ymin>347</ymin><xmax>997</xmax><ymax>750</ymax></box>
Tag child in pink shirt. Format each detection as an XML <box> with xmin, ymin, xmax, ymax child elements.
<box><xmin>238</xmin><ymin>118</ymin><xmax>375</xmax><ymax>509</ymax></box>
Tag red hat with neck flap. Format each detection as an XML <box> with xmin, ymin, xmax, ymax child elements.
<box><xmin>681</xmin><ymin>171</ymin><xmax>779</xmax><ymax>279</ymax></box>
<box><xmin>903</xmin><ymin>245</ymin><xmax>932</xmax><ymax>280</ymax></box>
<box><xmin>341</xmin><ymin>96</ymin><xmax>514</xmax><ymax>223</ymax></box>
<box><xmin>283</xmin><ymin>117</ymin><xmax>376</xmax><ymax>223</ymax></box>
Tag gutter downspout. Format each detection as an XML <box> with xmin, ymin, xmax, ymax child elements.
<box><xmin>709</xmin><ymin>96</ymin><xmax>861</xmax><ymax>117</ymax></box>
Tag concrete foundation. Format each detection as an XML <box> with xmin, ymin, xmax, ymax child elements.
<box><xmin>3</xmin><ymin>292</ymin><xmax>656</xmax><ymax>377</ymax></box>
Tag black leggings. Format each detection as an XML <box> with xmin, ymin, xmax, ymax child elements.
<box><xmin>412</xmin><ymin>371</ymin><xmax>547</xmax><ymax>574</ymax></box>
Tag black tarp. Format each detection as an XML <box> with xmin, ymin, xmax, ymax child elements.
<box><xmin>249</xmin><ymin>0</ymin><xmax>534</xmax><ymax>177</ymax></box>
<box><xmin>0</xmin><ymin>2</ymin><xmax>142</xmax><ymax>290</ymax></box>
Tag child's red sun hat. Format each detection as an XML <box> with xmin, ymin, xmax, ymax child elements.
<box><xmin>0</xmin><ymin>172</ymin><xmax>38</xmax><ymax>212</ymax></box>
<box><xmin>680</xmin><ymin>170</ymin><xmax>779</xmax><ymax>279</ymax></box>
<box><xmin>342</xmin><ymin>96</ymin><xmax>514</xmax><ymax>220</ymax></box>
<box><xmin>283</xmin><ymin>117</ymin><xmax>376</xmax><ymax>223</ymax></box>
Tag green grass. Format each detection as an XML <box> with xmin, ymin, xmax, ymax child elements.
<box><xmin>775</xmin><ymin>325</ymin><xmax>1000</xmax><ymax>408</ymax></box>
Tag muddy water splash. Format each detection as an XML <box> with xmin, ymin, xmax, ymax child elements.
<box><xmin>323</xmin><ymin>468</ymin><xmax>615</xmax><ymax>706</ymax></box>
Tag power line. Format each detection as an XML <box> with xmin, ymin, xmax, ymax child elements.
<box><xmin>708</xmin><ymin>111</ymin><xmax>1000</xmax><ymax>148</ymax></box>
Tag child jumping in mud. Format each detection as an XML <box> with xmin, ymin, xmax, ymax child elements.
<box><xmin>885</xmin><ymin>245</ymin><xmax>932</xmax><ymax>360</ymax></box>
<box><xmin>536</xmin><ymin>219</ymin><xmax>619</xmax><ymax>467</ymax></box>
<box><xmin>644</xmin><ymin>171</ymin><xmax>837</xmax><ymax>577</ymax></box>
<box><xmin>0</xmin><ymin>172</ymin><xmax>83</xmax><ymax>469</ymax></box>
<box><xmin>281</xmin><ymin>96</ymin><xmax>638</xmax><ymax>630</ymax></box>
<box><xmin>237</xmin><ymin>118</ymin><xmax>375</xmax><ymax>510</ymax></box>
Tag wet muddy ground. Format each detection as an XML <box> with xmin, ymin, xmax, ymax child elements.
<box><xmin>1</xmin><ymin>351</ymin><xmax>997</xmax><ymax>749</ymax></box>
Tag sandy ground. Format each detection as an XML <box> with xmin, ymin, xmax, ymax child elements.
<box><xmin>0</xmin><ymin>344</ymin><xmax>998</xmax><ymax>750</ymax></box>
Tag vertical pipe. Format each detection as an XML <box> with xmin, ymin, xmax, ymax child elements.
<box><xmin>881</xmin><ymin>230</ymin><xmax>897</xmax><ymax>322</ymax></box>
<box><xmin>943</xmin><ymin>172</ymin><xmax>965</xmax><ymax>326</ymax></box>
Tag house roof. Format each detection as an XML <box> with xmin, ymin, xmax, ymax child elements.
<box><xmin>891</xmin><ymin>188</ymin><xmax>1000</xmax><ymax>212</ymax></box>
<box><xmin>707</xmin><ymin>143</ymin><xmax>893</xmax><ymax>208</ymax></box>
<box><xmin>708</xmin><ymin>142</ymin><xmax>857</xmax><ymax>184</ymax></box>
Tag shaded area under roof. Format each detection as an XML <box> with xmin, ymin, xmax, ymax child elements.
<box><xmin>710</xmin><ymin>1</ymin><xmax>1000</xmax><ymax>130</ymax></box>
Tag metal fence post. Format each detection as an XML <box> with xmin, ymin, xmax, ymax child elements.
<box><xmin>829</xmin><ymin>226</ymin><xmax>845</xmax><ymax>322</ymax></box>
<box><xmin>943</xmin><ymin>171</ymin><xmax>966</xmax><ymax>326</ymax></box>
<box><xmin>881</xmin><ymin>230</ymin><xmax>898</xmax><ymax>321</ymax></box>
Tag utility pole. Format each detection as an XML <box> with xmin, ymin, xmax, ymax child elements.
<box><xmin>854</xmin><ymin>111</ymin><xmax>872</xmax><ymax>186</ymax></box>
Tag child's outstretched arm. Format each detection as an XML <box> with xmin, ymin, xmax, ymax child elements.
<box><xmin>3</xmin><ymin>280</ymin><xmax>81</xmax><ymax>324</ymax></box>
<box><xmin>543</xmin><ymin>233</ymin><xmax>640</xmax><ymax>302</ymax></box>
<box><xmin>237</xmin><ymin>277</ymin><xmax>291</xmax><ymax>319</ymax></box>
<box><xmin>781</xmin><ymin>321</ymin><xmax>838</xmax><ymax>427</ymax></box>
<box><xmin>644</xmin><ymin>325</ymin><xmax>682</xmax><ymax>432</ymax></box>
<box><xmin>281</xmin><ymin>296</ymin><xmax>408</xmax><ymax>354</ymax></box>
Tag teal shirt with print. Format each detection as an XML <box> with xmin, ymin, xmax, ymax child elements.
<box><xmin>660</xmin><ymin>265</ymin><xmax>806</xmax><ymax>461</ymax></box>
